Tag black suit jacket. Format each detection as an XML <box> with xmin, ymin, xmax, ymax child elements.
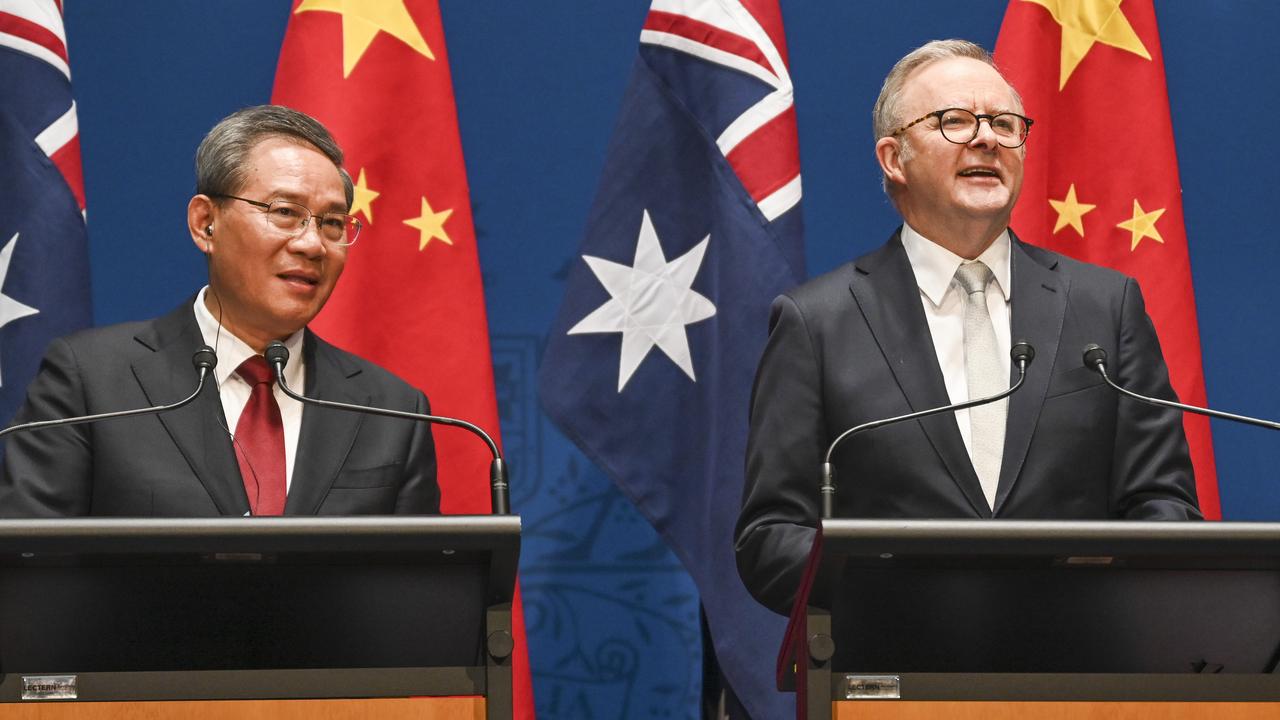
<box><xmin>736</xmin><ymin>230</ymin><xmax>1200</xmax><ymax>614</ymax></box>
<box><xmin>0</xmin><ymin>300</ymin><xmax>439</xmax><ymax>516</ymax></box>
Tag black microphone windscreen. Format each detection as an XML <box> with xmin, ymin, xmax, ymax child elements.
<box><xmin>192</xmin><ymin>345</ymin><xmax>217</xmax><ymax>371</ymax></box>
<box><xmin>1082</xmin><ymin>344</ymin><xmax>1108</xmax><ymax>370</ymax></box>
<box><xmin>1010</xmin><ymin>340</ymin><xmax>1035</xmax><ymax>366</ymax></box>
<box><xmin>264</xmin><ymin>341</ymin><xmax>290</xmax><ymax>370</ymax></box>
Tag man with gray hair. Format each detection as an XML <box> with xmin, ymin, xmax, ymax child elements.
<box><xmin>735</xmin><ymin>40</ymin><xmax>1199</xmax><ymax>615</ymax></box>
<box><xmin>0</xmin><ymin>105</ymin><xmax>439</xmax><ymax>517</ymax></box>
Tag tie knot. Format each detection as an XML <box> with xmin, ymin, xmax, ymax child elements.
<box><xmin>236</xmin><ymin>355</ymin><xmax>274</xmax><ymax>386</ymax></box>
<box><xmin>955</xmin><ymin>261</ymin><xmax>994</xmax><ymax>295</ymax></box>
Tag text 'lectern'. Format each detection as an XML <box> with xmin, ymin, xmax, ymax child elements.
<box><xmin>0</xmin><ymin>516</ymin><xmax>519</xmax><ymax>719</ymax></box>
<box><xmin>779</xmin><ymin>520</ymin><xmax>1280</xmax><ymax>720</ymax></box>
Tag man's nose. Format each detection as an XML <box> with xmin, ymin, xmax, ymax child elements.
<box><xmin>969</xmin><ymin>119</ymin><xmax>1000</xmax><ymax>149</ymax></box>
<box><xmin>288</xmin><ymin>219</ymin><xmax>327</xmax><ymax>258</ymax></box>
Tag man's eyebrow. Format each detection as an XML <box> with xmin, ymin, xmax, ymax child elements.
<box><xmin>263</xmin><ymin>188</ymin><xmax>305</xmax><ymax>202</ymax></box>
<box><xmin>265</xmin><ymin>189</ymin><xmax>347</xmax><ymax>212</ymax></box>
<box><xmin>937</xmin><ymin>104</ymin><xmax>1019</xmax><ymax>114</ymax></box>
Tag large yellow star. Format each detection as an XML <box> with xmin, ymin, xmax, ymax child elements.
<box><xmin>403</xmin><ymin>196</ymin><xmax>453</xmax><ymax>251</ymax></box>
<box><xmin>1023</xmin><ymin>0</ymin><xmax>1151</xmax><ymax>90</ymax></box>
<box><xmin>1116</xmin><ymin>199</ymin><xmax>1165</xmax><ymax>251</ymax></box>
<box><xmin>295</xmin><ymin>0</ymin><xmax>434</xmax><ymax>79</ymax></box>
<box><xmin>349</xmin><ymin>168</ymin><xmax>379</xmax><ymax>223</ymax></box>
<box><xmin>1048</xmin><ymin>183</ymin><xmax>1096</xmax><ymax>238</ymax></box>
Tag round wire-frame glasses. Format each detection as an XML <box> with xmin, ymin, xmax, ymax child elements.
<box><xmin>211</xmin><ymin>194</ymin><xmax>362</xmax><ymax>246</ymax></box>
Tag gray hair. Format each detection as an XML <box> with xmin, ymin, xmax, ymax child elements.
<box><xmin>194</xmin><ymin>105</ymin><xmax>354</xmax><ymax>209</ymax></box>
<box><xmin>872</xmin><ymin>39</ymin><xmax>1022</xmax><ymax>142</ymax></box>
<box><xmin>872</xmin><ymin>40</ymin><xmax>1023</xmax><ymax>202</ymax></box>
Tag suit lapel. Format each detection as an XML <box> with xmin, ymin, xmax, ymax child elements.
<box><xmin>284</xmin><ymin>332</ymin><xmax>367</xmax><ymax>515</ymax></box>
<box><xmin>992</xmin><ymin>238</ymin><xmax>1068</xmax><ymax>514</ymax></box>
<box><xmin>131</xmin><ymin>301</ymin><xmax>249</xmax><ymax>516</ymax></box>
<box><xmin>849</xmin><ymin>231</ymin><xmax>991</xmax><ymax>517</ymax></box>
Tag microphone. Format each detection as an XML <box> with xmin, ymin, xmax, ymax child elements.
<box><xmin>0</xmin><ymin>346</ymin><xmax>218</xmax><ymax>440</ymax></box>
<box><xmin>818</xmin><ymin>341</ymin><xmax>1036</xmax><ymax>519</ymax></box>
<box><xmin>263</xmin><ymin>341</ymin><xmax>511</xmax><ymax>515</ymax></box>
<box><xmin>1082</xmin><ymin>344</ymin><xmax>1280</xmax><ymax>431</ymax></box>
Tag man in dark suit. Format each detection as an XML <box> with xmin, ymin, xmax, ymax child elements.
<box><xmin>735</xmin><ymin>40</ymin><xmax>1200</xmax><ymax>615</ymax></box>
<box><xmin>0</xmin><ymin>105</ymin><xmax>438</xmax><ymax>517</ymax></box>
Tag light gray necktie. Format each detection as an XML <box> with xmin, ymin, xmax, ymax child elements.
<box><xmin>954</xmin><ymin>261</ymin><xmax>1005</xmax><ymax>509</ymax></box>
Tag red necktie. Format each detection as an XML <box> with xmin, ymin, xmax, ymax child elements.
<box><xmin>234</xmin><ymin>356</ymin><xmax>286</xmax><ymax>516</ymax></box>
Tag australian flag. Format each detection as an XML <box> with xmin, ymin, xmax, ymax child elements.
<box><xmin>539</xmin><ymin>1</ymin><xmax>805</xmax><ymax>717</ymax></box>
<box><xmin>0</xmin><ymin>0</ymin><xmax>93</xmax><ymax>431</ymax></box>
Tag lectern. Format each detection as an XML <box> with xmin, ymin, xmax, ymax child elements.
<box><xmin>0</xmin><ymin>516</ymin><xmax>519</xmax><ymax>719</ymax></box>
<box><xmin>779</xmin><ymin>520</ymin><xmax>1280</xmax><ymax>720</ymax></box>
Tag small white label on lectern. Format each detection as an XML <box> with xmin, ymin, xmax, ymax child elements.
<box><xmin>844</xmin><ymin>674</ymin><xmax>900</xmax><ymax>699</ymax></box>
<box><xmin>22</xmin><ymin>675</ymin><xmax>76</xmax><ymax>700</ymax></box>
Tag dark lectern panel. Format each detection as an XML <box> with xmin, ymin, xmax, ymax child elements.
<box><xmin>834</xmin><ymin>565</ymin><xmax>1280</xmax><ymax>674</ymax></box>
<box><xmin>0</xmin><ymin>559</ymin><xmax>485</xmax><ymax>673</ymax></box>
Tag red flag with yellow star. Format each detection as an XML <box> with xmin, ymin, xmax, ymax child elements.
<box><xmin>271</xmin><ymin>0</ymin><xmax>535</xmax><ymax>713</ymax></box>
<box><xmin>995</xmin><ymin>0</ymin><xmax>1220</xmax><ymax>518</ymax></box>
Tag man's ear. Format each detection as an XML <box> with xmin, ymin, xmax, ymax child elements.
<box><xmin>188</xmin><ymin>195</ymin><xmax>216</xmax><ymax>254</ymax></box>
<box><xmin>875</xmin><ymin>136</ymin><xmax>907</xmax><ymax>188</ymax></box>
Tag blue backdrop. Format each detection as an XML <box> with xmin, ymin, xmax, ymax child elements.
<box><xmin>60</xmin><ymin>2</ymin><xmax>1280</xmax><ymax>718</ymax></box>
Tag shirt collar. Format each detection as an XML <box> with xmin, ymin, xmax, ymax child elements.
<box><xmin>193</xmin><ymin>286</ymin><xmax>305</xmax><ymax>389</ymax></box>
<box><xmin>900</xmin><ymin>224</ymin><xmax>1012</xmax><ymax>307</ymax></box>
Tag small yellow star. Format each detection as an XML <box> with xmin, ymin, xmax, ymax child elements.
<box><xmin>403</xmin><ymin>196</ymin><xmax>453</xmax><ymax>250</ymax></box>
<box><xmin>1116</xmin><ymin>199</ymin><xmax>1166</xmax><ymax>251</ymax></box>
<box><xmin>1023</xmin><ymin>0</ymin><xmax>1151</xmax><ymax>90</ymax></box>
<box><xmin>1048</xmin><ymin>183</ymin><xmax>1096</xmax><ymax>238</ymax></box>
<box><xmin>349</xmin><ymin>168</ymin><xmax>379</xmax><ymax>224</ymax></box>
<box><xmin>295</xmin><ymin>0</ymin><xmax>434</xmax><ymax>79</ymax></box>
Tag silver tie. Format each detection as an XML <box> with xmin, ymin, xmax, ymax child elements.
<box><xmin>954</xmin><ymin>261</ymin><xmax>1005</xmax><ymax>509</ymax></box>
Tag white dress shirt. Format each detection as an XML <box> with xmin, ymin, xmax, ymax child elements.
<box><xmin>899</xmin><ymin>225</ymin><xmax>1012</xmax><ymax>461</ymax></box>
<box><xmin>193</xmin><ymin>287</ymin><xmax>306</xmax><ymax>490</ymax></box>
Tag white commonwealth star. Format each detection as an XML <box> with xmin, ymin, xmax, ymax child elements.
<box><xmin>0</xmin><ymin>234</ymin><xmax>39</xmax><ymax>387</ymax></box>
<box><xmin>569</xmin><ymin>210</ymin><xmax>716</xmax><ymax>392</ymax></box>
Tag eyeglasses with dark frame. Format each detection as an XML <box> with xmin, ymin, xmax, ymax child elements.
<box><xmin>891</xmin><ymin>107</ymin><xmax>1034</xmax><ymax>149</ymax></box>
<box><xmin>210</xmin><ymin>194</ymin><xmax>362</xmax><ymax>247</ymax></box>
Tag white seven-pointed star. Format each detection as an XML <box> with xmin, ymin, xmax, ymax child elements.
<box><xmin>0</xmin><ymin>233</ymin><xmax>39</xmax><ymax>387</ymax></box>
<box><xmin>569</xmin><ymin>210</ymin><xmax>716</xmax><ymax>392</ymax></box>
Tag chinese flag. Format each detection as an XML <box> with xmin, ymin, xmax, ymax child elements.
<box><xmin>271</xmin><ymin>0</ymin><xmax>535</xmax><ymax>713</ymax></box>
<box><xmin>995</xmin><ymin>0</ymin><xmax>1220</xmax><ymax>519</ymax></box>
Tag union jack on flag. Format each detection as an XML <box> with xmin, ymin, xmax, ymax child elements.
<box><xmin>540</xmin><ymin>0</ymin><xmax>805</xmax><ymax>716</ymax></box>
<box><xmin>0</xmin><ymin>0</ymin><xmax>92</xmax><ymax>429</ymax></box>
<box><xmin>639</xmin><ymin>0</ymin><xmax>801</xmax><ymax>221</ymax></box>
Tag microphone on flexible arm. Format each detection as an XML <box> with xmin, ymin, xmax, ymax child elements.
<box><xmin>0</xmin><ymin>346</ymin><xmax>219</xmax><ymax>440</ymax></box>
<box><xmin>1082</xmin><ymin>344</ymin><xmax>1280</xmax><ymax>431</ymax></box>
<box><xmin>818</xmin><ymin>341</ymin><xmax>1037</xmax><ymax>519</ymax></box>
<box><xmin>264</xmin><ymin>341</ymin><xmax>511</xmax><ymax>515</ymax></box>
